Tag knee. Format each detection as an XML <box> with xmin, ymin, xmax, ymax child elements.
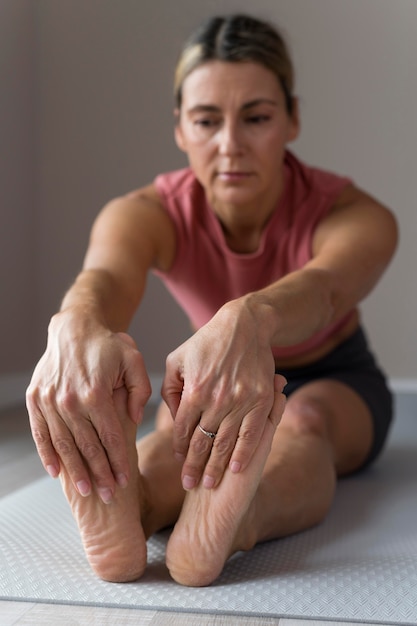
<box><xmin>281</xmin><ymin>394</ymin><xmax>331</xmax><ymax>441</ymax></box>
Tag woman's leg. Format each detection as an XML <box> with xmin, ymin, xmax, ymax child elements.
<box><xmin>137</xmin><ymin>401</ymin><xmax>185</xmax><ymax>537</ymax></box>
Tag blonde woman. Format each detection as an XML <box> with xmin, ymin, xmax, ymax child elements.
<box><xmin>27</xmin><ymin>14</ymin><xmax>397</xmax><ymax>586</ymax></box>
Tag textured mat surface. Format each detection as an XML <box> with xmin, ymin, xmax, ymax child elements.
<box><xmin>1</xmin><ymin>402</ymin><xmax>416</xmax><ymax>624</ymax></box>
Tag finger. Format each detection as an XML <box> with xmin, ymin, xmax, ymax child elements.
<box><xmin>229</xmin><ymin>382</ymin><xmax>286</xmax><ymax>475</ymax></box>
<box><xmin>27</xmin><ymin>385</ymin><xmax>91</xmax><ymax>491</ymax></box>
<box><xmin>117</xmin><ymin>333</ymin><xmax>152</xmax><ymax>425</ymax></box>
<box><xmin>226</xmin><ymin>405</ymin><xmax>265</xmax><ymax>475</ymax></box>
<box><xmin>270</xmin><ymin>377</ymin><xmax>287</xmax><ymax>428</ymax></box>
<box><xmin>74</xmin><ymin>399</ymin><xmax>131</xmax><ymax>496</ymax></box>
<box><xmin>55</xmin><ymin>388</ymin><xmax>125</xmax><ymax>501</ymax></box>
<box><xmin>166</xmin><ymin>379</ymin><xmax>204</xmax><ymax>462</ymax></box>
<box><xmin>180</xmin><ymin>419</ymin><xmax>219</xmax><ymax>490</ymax></box>
<box><xmin>160</xmin><ymin>361</ymin><xmax>183</xmax><ymax>421</ymax></box>
<box><xmin>267</xmin><ymin>374</ymin><xmax>287</xmax><ymax>430</ymax></box>
<box><xmin>162</xmin><ymin>352</ymin><xmax>204</xmax><ymax>462</ymax></box>
<box><xmin>199</xmin><ymin>418</ymin><xmax>240</xmax><ymax>489</ymax></box>
<box><xmin>45</xmin><ymin>407</ymin><xmax>96</xmax><ymax>498</ymax></box>
<box><xmin>98</xmin><ymin>386</ymin><xmax>136</xmax><ymax>489</ymax></box>
<box><xmin>274</xmin><ymin>373</ymin><xmax>288</xmax><ymax>395</ymax></box>
<box><xmin>26</xmin><ymin>393</ymin><xmax>61</xmax><ymax>479</ymax></box>
<box><xmin>177</xmin><ymin>379</ymin><xmax>276</xmax><ymax>489</ymax></box>
<box><xmin>161</xmin><ymin>386</ymin><xmax>182</xmax><ymax>423</ymax></box>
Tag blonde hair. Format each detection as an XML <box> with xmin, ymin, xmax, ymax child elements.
<box><xmin>174</xmin><ymin>14</ymin><xmax>295</xmax><ymax>115</ymax></box>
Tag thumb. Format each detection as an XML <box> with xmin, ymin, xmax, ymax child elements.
<box><xmin>269</xmin><ymin>373</ymin><xmax>287</xmax><ymax>428</ymax></box>
<box><xmin>161</xmin><ymin>371</ymin><xmax>183</xmax><ymax>420</ymax></box>
<box><xmin>117</xmin><ymin>332</ymin><xmax>152</xmax><ymax>424</ymax></box>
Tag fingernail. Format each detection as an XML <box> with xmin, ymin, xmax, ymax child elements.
<box><xmin>117</xmin><ymin>473</ymin><xmax>128</xmax><ymax>488</ymax></box>
<box><xmin>47</xmin><ymin>464</ymin><xmax>59</xmax><ymax>479</ymax></box>
<box><xmin>175</xmin><ymin>452</ymin><xmax>185</xmax><ymax>463</ymax></box>
<box><xmin>230</xmin><ymin>461</ymin><xmax>241</xmax><ymax>474</ymax></box>
<box><xmin>98</xmin><ymin>487</ymin><xmax>113</xmax><ymax>504</ymax></box>
<box><xmin>182</xmin><ymin>475</ymin><xmax>196</xmax><ymax>490</ymax></box>
<box><xmin>76</xmin><ymin>480</ymin><xmax>91</xmax><ymax>497</ymax></box>
<box><xmin>203</xmin><ymin>475</ymin><xmax>215</xmax><ymax>489</ymax></box>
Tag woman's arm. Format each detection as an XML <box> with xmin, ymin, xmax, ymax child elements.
<box><xmin>247</xmin><ymin>184</ymin><xmax>398</xmax><ymax>347</ymax></box>
<box><xmin>26</xmin><ymin>185</ymin><xmax>176</xmax><ymax>502</ymax></box>
<box><xmin>163</xmin><ymin>185</ymin><xmax>398</xmax><ymax>491</ymax></box>
<box><xmin>72</xmin><ymin>184</ymin><xmax>176</xmax><ymax>329</ymax></box>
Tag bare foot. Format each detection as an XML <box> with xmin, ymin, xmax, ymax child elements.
<box><xmin>165</xmin><ymin>418</ymin><xmax>277</xmax><ymax>587</ymax></box>
<box><xmin>59</xmin><ymin>388</ymin><xmax>147</xmax><ymax>582</ymax></box>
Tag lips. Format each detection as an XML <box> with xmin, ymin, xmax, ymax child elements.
<box><xmin>217</xmin><ymin>171</ymin><xmax>252</xmax><ymax>180</ymax></box>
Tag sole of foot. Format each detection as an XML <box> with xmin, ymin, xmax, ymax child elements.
<box><xmin>59</xmin><ymin>388</ymin><xmax>147</xmax><ymax>582</ymax></box>
<box><xmin>165</xmin><ymin>418</ymin><xmax>276</xmax><ymax>587</ymax></box>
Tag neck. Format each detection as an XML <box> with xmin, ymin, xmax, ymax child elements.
<box><xmin>211</xmin><ymin>171</ymin><xmax>285</xmax><ymax>254</ymax></box>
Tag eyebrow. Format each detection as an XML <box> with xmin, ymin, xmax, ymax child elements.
<box><xmin>186</xmin><ymin>98</ymin><xmax>279</xmax><ymax>114</ymax></box>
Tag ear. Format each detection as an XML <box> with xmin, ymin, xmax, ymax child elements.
<box><xmin>287</xmin><ymin>97</ymin><xmax>301</xmax><ymax>143</ymax></box>
<box><xmin>174</xmin><ymin>108</ymin><xmax>187</xmax><ymax>152</ymax></box>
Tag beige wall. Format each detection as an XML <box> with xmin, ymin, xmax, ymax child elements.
<box><xmin>0</xmin><ymin>0</ymin><xmax>38</xmax><ymax>374</ymax></box>
<box><xmin>1</xmin><ymin>0</ymin><xmax>416</xmax><ymax>389</ymax></box>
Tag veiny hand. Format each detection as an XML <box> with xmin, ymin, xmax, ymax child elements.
<box><xmin>162</xmin><ymin>299</ymin><xmax>286</xmax><ymax>491</ymax></box>
<box><xmin>26</xmin><ymin>312</ymin><xmax>151</xmax><ymax>503</ymax></box>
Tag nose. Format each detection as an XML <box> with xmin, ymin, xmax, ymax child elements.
<box><xmin>217</xmin><ymin>120</ymin><xmax>243</xmax><ymax>156</ymax></box>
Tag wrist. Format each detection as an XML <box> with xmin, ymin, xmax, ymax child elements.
<box><xmin>243</xmin><ymin>292</ymin><xmax>279</xmax><ymax>345</ymax></box>
<box><xmin>220</xmin><ymin>294</ymin><xmax>278</xmax><ymax>349</ymax></box>
<box><xmin>49</xmin><ymin>305</ymin><xmax>109</xmax><ymax>339</ymax></box>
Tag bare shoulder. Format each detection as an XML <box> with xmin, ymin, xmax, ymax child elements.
<box><xmin>92</xmin><ymin>183</ymin><xmax>176</xmax><ymax>272</ymax></box>
<box><xmin>314</xmin><ymin>183</ymin><xmax>399</xmax><ymax>257</ymax></box>
<box><xmin>106</xmin><ymin>183</ymin><xmax>170</xmax><ymax>225</ymax></box>
<box><xmin>123</xmin><ymin>182</ymin><xmax>164</xmax><ymax>205</ymax></box>
<box><xmin>331</xmin><ymin>184</ymin><xmax>397</xmax><ymax>231</ymax></box>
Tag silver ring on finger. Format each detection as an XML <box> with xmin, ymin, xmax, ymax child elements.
<box><xmin>198</xmin><ymin>422</ymin><xmax>217</xmax><ymax>440</ymax></box>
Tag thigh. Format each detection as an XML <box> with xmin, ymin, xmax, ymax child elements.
<box><xmin>281</xmin><ymin>379</ymin><xmax>374</xmax><ymax>476</ymax></box>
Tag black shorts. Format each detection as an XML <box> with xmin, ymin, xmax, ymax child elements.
<box><xmin>277</xmin><ymin>326</ymin><xmax>393</xmax><ymax>470</ymax></box>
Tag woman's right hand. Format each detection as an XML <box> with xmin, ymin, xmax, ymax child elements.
<box><xmin>26</xmin><ymin>310</ymin><xmax>151</xmax><ymax>503</ymax></box>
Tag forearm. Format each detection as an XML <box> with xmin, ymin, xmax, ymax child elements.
<box><xmin>59</xmin><ymin>268</ymin><xmax>142</xmax><ymax>332</ymax></box>
<box><xmin>234</xmin><ymin>268</ymin><xmax>336</xmax><ymax>350</ymax></box>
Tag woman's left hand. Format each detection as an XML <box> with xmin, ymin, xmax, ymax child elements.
<box><xmin>162</xmin><ymin>298</ymin><xmax>286</xmax><ymax>490</ymax></box>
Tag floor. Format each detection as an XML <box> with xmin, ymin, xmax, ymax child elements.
<box><xmin>1</xmin><ymin>399</ymin><xmax>410</xmax><ymax>626</ymax></box>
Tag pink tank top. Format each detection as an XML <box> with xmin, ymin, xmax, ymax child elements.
<box><xmin>154</xmin><ymin>150</ymin><xmax>353</xmax><ymax>359</ymax></box>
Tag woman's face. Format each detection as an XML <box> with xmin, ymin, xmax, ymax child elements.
<box><xmin>175</xmin><ymin>60</ymin><xmax>299</xmax><ymax>216</ymax></box>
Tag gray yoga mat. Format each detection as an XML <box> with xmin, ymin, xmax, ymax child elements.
<box><xmin>1</xmin><ymin>400</ymin><xmax>416</xmax><ymax>624</ymax></box>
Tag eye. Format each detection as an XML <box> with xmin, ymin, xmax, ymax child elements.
<box><xmin>194</xmin><ymin>118</ymin><xmax>219</xmax><ymax>128</ymax></box>
<box><xmin>246</xmin><ymin>114</ymin><xmax>271</xmax><ymax>124</ymax></box>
